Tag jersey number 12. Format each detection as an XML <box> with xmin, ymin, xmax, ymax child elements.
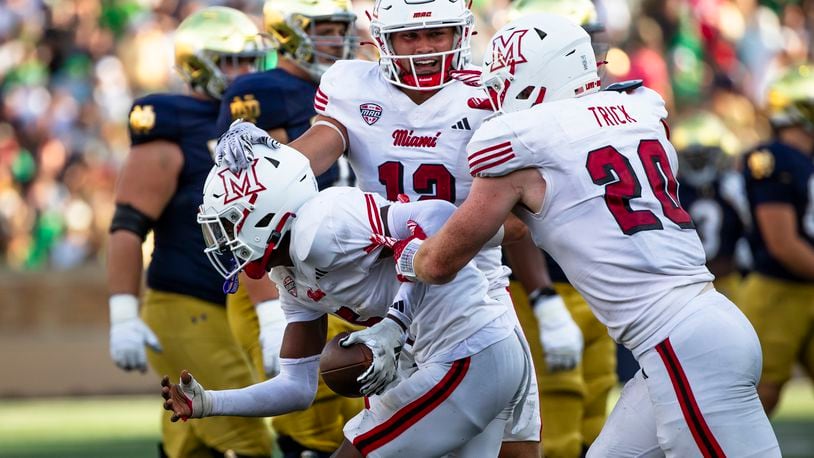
<box><xmin>378</xmin><ymin>162</ymin><xmax>456</xmax><ymax>203</ymax></box>
<box><xmin>586</xmin><ymin>139</ymin><xmax>694</xmax><ymax>235</ymax></box>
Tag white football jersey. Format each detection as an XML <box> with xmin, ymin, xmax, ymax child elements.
<box><xmin>467</xmin><ymin>87</ymin><xmax>714</xmax><ymax>351</ymax></box>
<box><xmin>272</xmin><ymin>187</ymin><xmax>509</xmax><ymax>364</ymax></box>
<box><xmin>316</xmin><ymin>60</ymin><xmax>510</xmax><ymax>291</ymax></box>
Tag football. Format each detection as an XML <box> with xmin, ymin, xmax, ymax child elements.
<box><xmin>319</xmin><ymin>332</ymin><xmax>373</xmax><ymax>398</ymax></box>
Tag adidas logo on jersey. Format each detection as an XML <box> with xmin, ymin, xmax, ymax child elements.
<box><xmin>451</xmin><ymin>118</ymin><xmax>472</xmax><ymax>130</ymax></box>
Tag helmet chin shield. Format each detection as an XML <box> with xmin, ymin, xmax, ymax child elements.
<box><xmin>389</xmin><ymin>46</ymin><xmax>461</xmax><ymax>90</ymax></box>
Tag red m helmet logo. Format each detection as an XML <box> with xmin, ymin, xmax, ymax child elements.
<box><xmin>218</xmin><ymin>159</ymin><xmax>267</xmax><ymax>204</ymax></box>
<box><xmin>489</xmin><ymin>29</ymin><xmax>528</xmax><ymax>73</ymax></box>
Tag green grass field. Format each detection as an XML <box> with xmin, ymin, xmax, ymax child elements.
<box><xmin>1</xmin><ymin>380</ymin><xmax>812</xmax><ymax>457</ymax></box>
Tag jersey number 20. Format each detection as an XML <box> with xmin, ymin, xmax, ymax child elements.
<box><xmin>586</xmin><ymin>139</ymin><xmax>694</xmax><ymax>235</ymax></box>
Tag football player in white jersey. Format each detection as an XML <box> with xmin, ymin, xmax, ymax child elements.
<box><xmin>214</xmin><ymin>0</ymin><xmax>581</xmax><ymax>456</ymax></box>
<box><xmin>161</xmin><ymin>144</ymin><xmax>532</xmax><ymax>458</ymax></box>
<box><xmin>399</xmin><ymin>13</ymin><xmax>781</xmax><ymax>457</ymax></box>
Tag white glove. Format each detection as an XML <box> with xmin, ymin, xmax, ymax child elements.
<box><xmin>255</xmin><ymin>299</ymin><xmax>286</xmax><ymax>378</ymax></box>
<box><xmin>161</xmin><ymin>370</ymin><xmax>213</xmax><ymax>421</ymax></box>
<box><xmin>341</xmin><ymin>317</ymin><xmax>407</xmax><ymax>396</ymax></box>
<box><xmin>109</xmin><ymin>294</ymin><xmax>162</xmax><ymax>373</ymax></box>
<box><xmin>215</xmin><ymin>119</ymin><xmax>279</xmax><ymax>173</ymax></box>
<box><xmin>531</xmin><ymin>288</ymin><xmax>583</xmax><ymax>372</ymax></box>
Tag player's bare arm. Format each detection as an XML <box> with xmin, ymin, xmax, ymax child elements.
<box><xmin>504</xmin><ymin>233</ymin><xmax>551</xmax><ymax>288</ymax></box>
<box><xmin>108</xmin><ymin>141</ymin><xmax>183</xmax><ymax>295</ymax></box>
<box><xmin>754</xmin><ymin>203</ymin><xmax>814</xmax><ymax>279</ymax></box>
<box><xmin>161</xmin><ymin>314</ymin><xmax>328</xmax><ymax>421</ymax></box>
<box><xmin>502</xmin><ymin>213</ymin><xmax>530</xmax><ymax>244</ymax></box>
<box><xmin>289</xmin><ymin>114</ymin><xmax>348</xmax><ymax>175</ymax></box>
<box><xmin>415</xmin><ymin>169</ymin><xmax>544</xmax><ymax>284</ymax></box>
<box><xmin>107</xmin><ymin>140</ymin><xmax>181</xmax><ymax>372</ymax></box>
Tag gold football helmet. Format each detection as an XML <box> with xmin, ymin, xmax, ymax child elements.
<box><xmin>175</xmin><ymin>7</ymin><xmax>272</xmax><ymax>99</ymax></box>
<box><xmin>510</xmin><ymin>0</ymin><xmax>601</xmax><ymax>32</ymax></box>
<box><xmin>263</xmin><ymin>0</ymin><xmax>357</xmax><ymax>81</ymax></box>
<box><xmin>766</xmin><ymin>63</ymin><xmax>814</xmax><ymax>132</ymax></box>
<box><xmin>673</xmin><ymin>112</ymin><xmax>740</xmax><ymax>187</ymax></box>
<box><xmin>509</xmin><ymin>0</ymin><xmax>607</xmax><ymax>64</ymax></box>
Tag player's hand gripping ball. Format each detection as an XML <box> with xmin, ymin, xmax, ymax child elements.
<box><xmin>319</xmin><ymin>331</ymin><xmax>373</xmax><ymax>397</ymax></box>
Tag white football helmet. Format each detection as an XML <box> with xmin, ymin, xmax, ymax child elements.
<box><xmin>481</xmin><ymin>13</ymin><xmax>600</xmax><ymax>114</ymax></box>
<box><xmin>370</xmin><ymin>0</ymin><xmax>474</xmax><ymax>91</ymax></box>
<box><xmin>198</xmin><ymin>143</ymin><xmax>318</xmax><ymax>281</ymax></box>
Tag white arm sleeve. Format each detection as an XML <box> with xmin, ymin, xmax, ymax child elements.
<box><xmin>387</xmin><ymin>199</ymin><xmax>504</xmax><ymax>247</ymax></box>
<box><xmin>208</xmin><ymin>355</ymin><xmax>319</xmax><ymax>417</ymax></box>
<box><xmin>387</xmin><ymin>200</ymin><xmax>457</xmax><ymax>238</ymax></box>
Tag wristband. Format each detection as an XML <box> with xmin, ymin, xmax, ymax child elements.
<box><xmin>396</xmin><ymin>238</ymin><xmax>423</xmax><ymax>280</ymax></box>
<box><xmin>528</xmin><ymin>287</ymin><xmax>557</xmax><ymax>306</ymax></box>
<box><xmin>109</xmin><ymin>294</ymin><xmax>139</xmax><ymax>323</ymax></box>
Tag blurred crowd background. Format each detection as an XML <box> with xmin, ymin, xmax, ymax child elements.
<box><xmin>0</xmin><ymin>0</ymin><xmax>811</xmax><ymax>271</ymax></box>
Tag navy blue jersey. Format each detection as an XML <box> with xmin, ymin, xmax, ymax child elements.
<box><xmin>743</xmin><ymin>141</ymin><xmax>814</xmax><ymax>282</ymax></box>
<box><xmin>128</xmin><ymin>94</ymin><xmax>226</xmax><ymax>305</ymax></box>
<box><xmin>678</xmin><ymin>172</ymin><xmax>747</xmax><ymax>273</ymax></box>
<box><xmin>216</xmin><ymin>69</ymin><xmax>340</xmax><ymax>189</ymax></box>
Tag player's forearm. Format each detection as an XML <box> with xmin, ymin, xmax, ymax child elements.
<box><xmin>503</xmin><ymin>234</ymin><xmax>552</xmax><ymax>293</ymax></box>
<box><xmin>414</xmin><ymin>208</ymin><xmax>507</xmax><ymax>284</ymax></box>
<box><xmin>414</xmin><ymin>227</ymin><xmax>486</xmax><ymax>284</ymax></box>
<box><xmin>289</xmin><ymin>119</ymin><xmax>345</xmax><ymax>176</ymax></box>
<box><xmin>208</xmin><ymin>355</ymin><xmax>319</xmax><ymax>416</ymax></box>
<box><xmin>107</xmin><ymin>231</ymin><xmax>145</xmax><ymax>296</ymax></box>
<box><xmin>413</xmin><ymin>243</ymin><xmax>460</xmax><ymax>284</ymax></box>
<box><xmin>769</xmin><ymin>237</ymin><xmax>814</xmax><ymax>280</ymax></box>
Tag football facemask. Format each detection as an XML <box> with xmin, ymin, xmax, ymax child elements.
<box><xmin>264</xmin><ymin>0</ymin><xmax>359</xmax><ymax>81</ymax></box>
<box><xmin>370</xmin><ymin>0</ymin><xmax>474</xmax><ymax>91</ymax></box>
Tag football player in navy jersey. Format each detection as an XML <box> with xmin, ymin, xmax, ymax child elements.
<box><xmin>215</xmin><ymin>2</ymin><xmax>365</xmax><ymax>457</ymax></box>
<box><xmin>740</xmin><ymin>64</ymin><xmax>814</xmax><ymax>415</ymax></box>
<box><xmin>107</xmin><ymin>7</ymin><xmax>275</xmax><ymax>457</ymax></box>
<box><xmin>674</xmin><ymin>112</ymin><xmax>749</xmax><ymax>299</ymax></box>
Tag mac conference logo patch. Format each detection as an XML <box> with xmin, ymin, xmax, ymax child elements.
<box><xmin>360</xmin><ymin>103</ymin><xmax>383</xmax><ymax>125</ymax></box>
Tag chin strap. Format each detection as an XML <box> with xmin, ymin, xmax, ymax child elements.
<box><xmin>244</xmin><ymin>212</ymin><xmax>296</xmax><ymax>280</ymax></box>
<box><xmin>396</xmin><ymin>57</ymin><xmax>455</xmax><ymax>89</ymax></box>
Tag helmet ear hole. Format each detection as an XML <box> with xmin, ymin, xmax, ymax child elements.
<box><xmin>255</xmin><ymin>213</ymin><xmax>275</xmax><ymax>228</ymax></box>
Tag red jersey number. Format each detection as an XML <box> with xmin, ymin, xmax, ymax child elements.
<box><xmin>586</xmin><ymin>140</ymin><xmax>693</xmax><ymax>235</ymax></box>
<box><xmin>378</xmin><ymin>162</ymin><xmax>456</xmax><ymax>203</ymax></box>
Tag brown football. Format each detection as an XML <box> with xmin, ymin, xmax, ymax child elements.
<box><xmin>319</xmin><ymin>331</ymin><xmax>373</xmax><ymax>398</ymax></box>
